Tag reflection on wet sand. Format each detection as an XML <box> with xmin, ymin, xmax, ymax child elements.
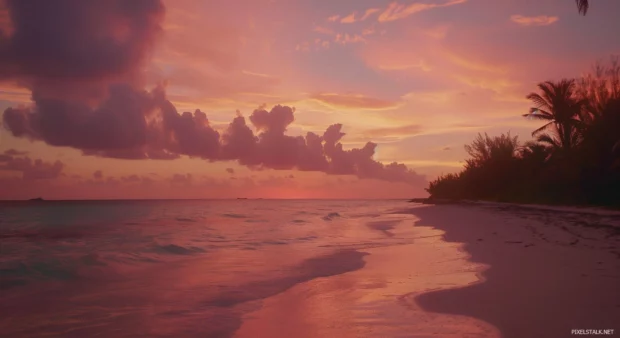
<box><xmin>235</xmin><ymin>213</ymin><xmax>500</xmax><ymax>338</ymax></box>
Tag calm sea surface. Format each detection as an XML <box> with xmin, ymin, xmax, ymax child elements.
<box><xmin>0</xmin><ymin>200</ymin><xmax>420</xmax><ymax>336</ymax></box>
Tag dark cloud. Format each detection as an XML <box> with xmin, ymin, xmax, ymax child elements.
<box><xmin>4</xmin><ymin>98</ymin><xmax>426</xmax><ymax>185</ymax></box>
<box><xmin>219</xmin><ymin>114</ymin><xmax>259</xmax><ymax>165</ymax></box>
<box><xmin>226</xmin><ymin>168</ymin><xmax>235</xmax><ymax>174</ymax></box>
<box><xmin>4</xmin><ymin>84</ymin><xmax>158</xmax><ymax>153</ymax></box>
<box><xmin>0</xmin><ymin>0</ymin><xmax>165</xmax><ymax>100</ymax></box>
<box><xmin>93</xmin><ymin>170</ymin><xmax>103</xmax><ymax>179</ymax></box>
<box><xmin>0</xmin><ymin>0</ymin><xmax>168</xmax><ymax>158</ymax></box>
<box><xmin>0</xmin><ymin>1</ymin><xmax>426</xmax><ymax>187</ymax></box>
<box><xmin>159</xmin><ymin>98</ymin><xmax>220</xmax><ymax>159</ymax></box>
<box><xmin>0</xmin><ymin>155</ymin><xmax>64</xmax><ymax>180</ymax></box>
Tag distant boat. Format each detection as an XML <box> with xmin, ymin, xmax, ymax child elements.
<box><xmin>28</xmin><ymin>197</ymin><xmax>45</xmax><ymax>202</ymax></box>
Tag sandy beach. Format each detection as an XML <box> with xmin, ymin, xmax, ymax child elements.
<box><xmin>235</xmin><ymin>203</ymin><xmax>620</xmax><ymax>338</ymax></box>
<box><xmin>414</xmin><ymin>203</ymin><xmax>620</xmax><ymax>337</ymax></box>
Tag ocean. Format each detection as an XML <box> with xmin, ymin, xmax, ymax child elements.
<box><xmin>0</xmin><ymin>200</ymin><xmax>493</xmax><ymax>337</ymax></box>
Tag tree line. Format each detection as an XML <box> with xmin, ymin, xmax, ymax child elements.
<box><xmin>426</xmin><ymin>58</ymin><xmax>620</xmax><ymax>207</ymax></box>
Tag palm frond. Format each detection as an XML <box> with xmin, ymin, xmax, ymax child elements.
<box><xmin>576</xmin><ymin>0</ymin><xmax>589</xmax><ymax>15</ymax></box>
<box><xmin>524</xmin><ymin>109</ymin><xmax>554</xmax><ymax>120</ymax></box>
<box><xmin>536</xmin><ymin>133</ymin><xmax>561</xmax><ymax>148</ymax></box>
<box><xmin>570</xmin><ymin>128</ymin><xmax>583</xmax><ymax>146</ymax></box>
<box><xmin>525</xmin><ymin>93</ymin><xmax>551</xmax><ymax>110</ymax></box>
<box><xmin>532</xmin><ymin>122</ymin><xmax>554</xmax><ymax>136</ymax></box>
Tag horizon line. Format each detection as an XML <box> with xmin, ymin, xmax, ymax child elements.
<box><xmin>0</xmin><ymin>197</ymin><xmax>420</xmax><ymax>203</ymax></box>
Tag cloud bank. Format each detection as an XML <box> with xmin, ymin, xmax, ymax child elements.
<box><xmin>0</xmin><ymin>0</ymin><xmax>425</xmax><ymax>186</ymax></box>
<box><xmin>0</xmin><ymin>150</ymin><xmax>64</xmax><ymax>180</ymax></box>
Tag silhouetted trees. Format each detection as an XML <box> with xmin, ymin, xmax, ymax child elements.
<box><xmin>427</xmin><ymin>58</ymin><xmax>620</xmax><ymax>207</ymax></box>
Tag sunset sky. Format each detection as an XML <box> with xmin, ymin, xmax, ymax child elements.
<box><xmin>1</xmin><ymin>0</ymin><xmax>619</xmax><ymax>200</ymax></box>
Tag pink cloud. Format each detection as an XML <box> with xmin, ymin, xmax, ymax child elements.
<box><xmin>340</xmin><ymin>13</ymin><xmax>356</xmax><ymax>24</ymax></box>
<box><xmin>378</xmin><ymin>0</ymin><xmax>467</xmax><ymax>23</ymax></box>
<box><xmin>3</xmin><ymin>148</ymin><xmax>28</xmax><ymax>156</ymax></box>
<box><xmin>339</xmin><ymin>8</ymin><xmax>381</xmax><ymax>24</ymax></box>
<box><xmin>334</xmin><ymin>33</ymin><xmax>366</xmax><ymax>45</ymax></box>
<box><xmin>361</xmin><ymin>125</ymin><xmax>424</xmax><ymax>139</ymax></box>
<box><xmin>510</xmin><ymin>15</ymin><xmax>559</xmax><ymax>26</ymax></box>
<box><xmin>327</xmin><ymin>15</ymin><xmax>340</xmax><ymax>22</ymax></box>
<box><xmin>313</xmin><ymin>26</ymin><xmax>335</xmax><ymax>35</ymax></box>
<box><xmin>309</xmin><ymin>93</ymin><xmax>402</xmax><ymax>110</ymax></box>
<box><xmin>361</xmin><ymin>8</ymin><xmax>381</xmax><ymax>21</ymax></box>
<box><xmin>377</xmin><ymin>60</ymin><xmax>432</xmax><ymax>72</ymax></box>
<box><xmin>423</xmin><ymin>24</ymin><xmax>451</xmax><ymax>39</ymax></box>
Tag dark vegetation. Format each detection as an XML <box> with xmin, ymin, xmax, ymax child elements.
<box><xmin>426</xmin><ymin>58</ymin><xmax>620</xmax><ymax>207</ymax></box>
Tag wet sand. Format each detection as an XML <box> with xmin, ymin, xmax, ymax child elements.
<box><xmin>235</xmin><ymin>209</ymin><xmax>499</xmax><ymax>338</ymax></box>
<box><xmin>235</xmin><ymin>204</ymin><xmax>620</xmax><ymax>338</ymax></box>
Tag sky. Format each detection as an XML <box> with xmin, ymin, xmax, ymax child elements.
<box><xmin>0</xmin><ymin>0</ymin><xmax>619</xmax><ymax>200</ymax></box>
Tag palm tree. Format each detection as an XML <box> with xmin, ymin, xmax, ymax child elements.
<box><xmin>524</xmin><ymin>79</ymin><xmax>585</xmax><ymax>151</ymax></box>
<box><xmin>576</xmin><ymin>0</ymin><xmax>589</xmax><ymax>15</ymax></box>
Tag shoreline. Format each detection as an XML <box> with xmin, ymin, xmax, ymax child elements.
<box><xmin>409</xmin><ymin>204</ymin><xmax>620</xmax><ymax>338</ymax></box>
<box><xmin>410</xmin><ymin>198</ymin><xmax>620</xmax><ymax>216</ymax></box>
<box><xmin>234</xmin><ymin>210</ymin><xmax>500</xmax><ymax>337</ymax></box>
<box><xmin>233</xmin><ymin>202</ymin><xmax>619</xmax><ymax>337</ymax></box>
